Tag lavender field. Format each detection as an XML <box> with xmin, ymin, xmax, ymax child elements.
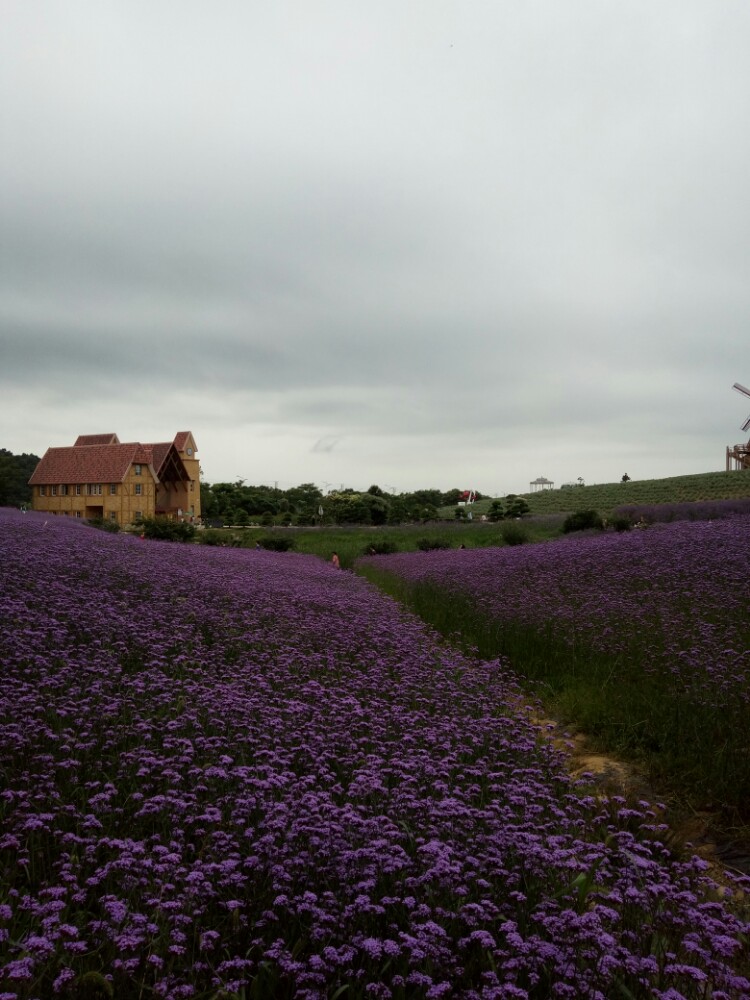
<box><xmin>1</xmin><ymin>509</ymin><xmax>749</xmax><ymax>999</ymax></box>
<box><xmin>362</xmin><ymin>515</ymin><xmax>750</xmax><ymax>820</ymax></box>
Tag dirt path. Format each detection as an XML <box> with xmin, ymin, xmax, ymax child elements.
<box><xmin>541</xmin><ymin>718</ymin><xmax>750</xmax><ymax>888</ymax></box>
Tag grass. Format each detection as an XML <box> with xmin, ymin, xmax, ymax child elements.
<box><xmin>357</xmin><ymin>519</ymin><xmax>750</xmax><ymax>840</ymax></box>
<box><xmin>441</xmin><ymin>468</ymin><xmax>750</xmax><ymax>518</ymax></box>
<box><xmin>194</xmin><ymin>470</ymin><xmax>750</xmax><ymax>567</ymax></box>
<box><xmin>197</xmin><ymin>517</ymin><xmax>566</xmax><ymax>569</ymax></box>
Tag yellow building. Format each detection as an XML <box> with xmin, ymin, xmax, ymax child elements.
<box><xmin>29</xmin><ymin>432</ymin><xmax>201</xmax><ymax>526</ymax></box>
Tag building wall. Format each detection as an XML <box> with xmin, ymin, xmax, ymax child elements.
<box><xmin>174</xmin><ymin>434</ymin><xmax>201</xmax><ymax>520</ymax></box>
<box><xmin>156</xmin><ymin>478</ymin><xmax>200</xmax><ymax>520</ymax></box>
<box><xmin>31</xmin><ymin>465</ymin><xmax>157</xmax><ymax>525</ymax></box>
<box><xmin>120</xmin><ymin>464</ymin><xmax>157</xmax><ymax>523</ymax></box>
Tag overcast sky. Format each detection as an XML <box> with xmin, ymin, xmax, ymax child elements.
<box><xmin>1</xmin><ymin>2</ymin><xmax>748</xmax><ymax>495</ymax></box>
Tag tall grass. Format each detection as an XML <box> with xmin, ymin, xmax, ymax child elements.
<box><xmin>358</xmin><ymin>517</ymin><xmax>750</xmax><ymax>826</ymax></box>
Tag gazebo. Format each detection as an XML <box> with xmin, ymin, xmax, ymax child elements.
<box><xmin>529</xmin><ymin>476</ymin><xmax>554</xmax><ymax>492</ymax></box>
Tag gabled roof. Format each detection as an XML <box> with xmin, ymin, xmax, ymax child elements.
<box><xmin>74</xmin><ymin>433</ymin><xmax>120</xmax><ymax>447</ymax></box>
<box><xmin>29</xmin><ymin>432</ymin><xmax>199</xmax><ymax>487</ymax></box>
<box><xmin>142</xmin><ymin>443</ymin><xmax>172</xmax><ymax>476</ymax></box>
<box><xmin>173</xmin><ymin>431</ymin><xmax>196</xmax><ymax>453</ymax></box>
<box><xmin>29</xmin><ymin>443</ymin><xmax>156</xmax><ymax>486</ymax></box>
<box><xmin>137</xmin><ymin>442</ymin><xmax>189</xmax><ymax>481</ymax></box>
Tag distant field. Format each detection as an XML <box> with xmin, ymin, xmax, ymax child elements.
<box><xmin>200</xmin><ymin>518</ymin><xmax>566</xmax><ymax>569</ymax></box>
<box><xmin>448</xmin><ymin>468</ymin><xmax>750</xmax><ymax>517</ymax></box>
<box><xmin>201</xmin><ymin>469</ymin><xmax>750</xmax><ymax>568</ymax></box>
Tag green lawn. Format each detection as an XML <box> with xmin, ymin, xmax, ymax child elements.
<box><xmin>198</xmin><ymin>517</ymin><xmax>566</xmax><ymax>569</ymax></box>
<box><xmin>197</xmin><ymin>469</ymin><xmax>750</xmax><ymax>567</ymax></box>
<box><xmin>444</xmin><ymin>468</ymin><xmax>750</xmax><ymax>518</ymax></box>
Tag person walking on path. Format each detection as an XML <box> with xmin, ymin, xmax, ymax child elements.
<box><xmin>331</xmin><ymin>552</ymin><xmax>341</xmax><ymax>569</ymax></box>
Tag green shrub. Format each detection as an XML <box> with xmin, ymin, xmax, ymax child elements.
<box><xmin>610</xmin><ymin>515</ymin><xmax>633</xmax><ymax>532</ymax></box>
<box><xmin>140</xmin><ymin>517</ymin><xmax>197</xmax><ymax>543</ymax></box>
<box><xmin>562</xmin><ymin>510</ymin><xmax>604</xmax><ymax>533</ymax></box>
<box><xmin>416</xmin><ymin>537</ymin><xmax>451</xmax><ymax>551</ymax></box>
<box><xmin>364</xmin><ymin>541</ymin><xmax>398</xmax><ymax>556</ymax></box>
<box><xmin>87</xmin><ymin>517</ymin><xmax>120</xmax><ymax>534</ymax></box>
<box><xmin>500</xmin><ymin>523</ymin><xmax>529</xmax><ymax>546</ymax></box>
<box><xmin>198</xmin><ymin>529</ymin><xmax>226</xmax><ymax>546</ymax></box>
<box><xmin>258</xmin><ymin>536</ymin><xmax>295</xmax><ymax>552</ymax></box>
<box><xmin>487</xmin><ymin>500</ymin><xmax>505</xmax><ymax>522</ymax></box>
<box><xmin>505</xmin><ymin>496</ymin><xmax>531</xmax><ymax>518</ymax></box>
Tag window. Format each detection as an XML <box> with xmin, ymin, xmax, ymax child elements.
<box><xmin>60</xmin><ymin>485</ymin><xmax>68</xmax><ymax>496</ymax></box>
<box><xmin>134</xmin><ymin>464</ymin><xmax>142</xmax><ymax>476</ymax></box>
<box><xmin>51</xmin><ymin>485</ymin><xmax>57</xmax><ymax>496</ymax></box>
<box><xmin>109</xmin><ymin>511</ymin><xmax>117</xmax><ymax>522</ymax></box>
<box><xmin>87</xmin><ymin>484</ymin><xmax>102</xmax><ymax>496</ymax></box>
<box><xmin>75</xmin><ymin>511</ymin><xmax>82</xmax><ymax>519</ymax></box>
<box><xmin>110</xmin><ymin>484</ymin><xmax>117</xmax><ymax>495</ymax></box>
<box><xmin>135</xmin><ymin>510</ymin><xmax>142</xmax><ymax>520</ymax></box>
<box><xmin>39</xmin><ymin>486</ymin><xmax>46</xmax><ymax>496</ymax></box>
<box><xmin>135</xmin><ymin>484</ymin><xmax>142</xmax><ymax>496</ymax></box>
<box><xmin>189</xmin><ymin>481</ymin><xmax>194</xmax><ymax>492</ymax></box>
<box><xmin>75</xmin><ymin>485</ymin><xmax>81</xmax><ymax>496</ymax></box>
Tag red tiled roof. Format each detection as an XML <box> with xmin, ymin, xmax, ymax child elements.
<box><xmin>173</xmin><ymin>431</ymin><xmax>196</xmax><ymax>452</ymax></box>
<box><xmin>30</xmin><ymin>432</ymin><xmax>198</xmax><ymax>486</ymax></box>
<box><xmin>138</xmin><ymin>443</ymin><xmax>172</xmax><ymax>477</ymax></box>
<box><xmin>29</xmin><ymin>444</ymin><xmax>156</xmax><ymax>486</ymax></box>
<box><xmin>74</xmin><ymin>433</ymin><xmax>120</xmax><ymax>447</ymax></box>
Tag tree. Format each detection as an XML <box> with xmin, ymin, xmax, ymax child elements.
<box><xmin>621</xmin><ymin>473</ymin><xmax>631</xmax><ymax>483</ymax></box>
<box><xmin>200</xmin><ymin>481</ymin><xmax>219</xmax><ymax>518</ymax></box>
<box><xmin>361</xmin><ymin>492</ymin><xmax>389</xmax><ymax>525</ymax></box>
<box><xmin>285</xmin><ymin>483</ymin><xmax>323</xmax><ymax>521</ymax></box>
<box><xmin>442</xmin><ymin>489</ymin><xmax>463</xmax><ymax>507</ymax></box>
<box><xmin>505</xmin><ymin>496</ymin><xmax>530</xmax><ymax>518</ymax></box>
<box><xmin>0</xmin><ymin>448</ymin><xmax>40</xmax><ymax>507</ymax></box>
<box><xmin>487</xmin><ymin>499</ymin><xmax>505</xmax><ymax>522</ymax></box>
<box><xmin>407</xmin><ymin>489</ymin><xmax>443</xmax><ymax>509</ymax></box>
<box><xmin>325</xmin><ymin>492</ymin><xmax>371</xmax><ymax>524</ymax></box>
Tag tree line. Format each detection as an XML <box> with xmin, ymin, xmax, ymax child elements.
<box><xmin>201</xmin><ymin>481</ymin><xmax>486</xmax><ymax>526</ymax></box>
<box><xmin>0</xmin><ymin>449</ymin><xmax>39</xmax><ymax>508</ymax></box>
<box><xmin>0</xmin><ymin>447</ymin><xmax>485</xmax><ymax>525</ymax></box>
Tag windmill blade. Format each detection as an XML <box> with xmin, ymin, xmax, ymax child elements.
<box><xmin>731</xmin><ymin>383</ymin><xmax>750</xmax><ymax>433</ymax></box>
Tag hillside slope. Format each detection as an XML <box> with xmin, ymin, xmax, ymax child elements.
<box><xmin>462</xmin><ymin>469</ymin><xmax>750</xmax><ymax>516</ymax></box>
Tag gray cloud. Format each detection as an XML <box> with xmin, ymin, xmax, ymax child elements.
<box><xmin>311</xmin><ymin>435</ymin><xmax>343</xmax><ymax>454</ymax></box>
<box><xmin>1</xmin><ymin>2</ymin><xmax>748</xmax><ymax>492</ymax></box>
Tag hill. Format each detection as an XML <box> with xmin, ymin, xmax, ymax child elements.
<box><xmin>444</xmin><ymin>469</ymin><xmax>750</xmax><ymax>518</ymax></box>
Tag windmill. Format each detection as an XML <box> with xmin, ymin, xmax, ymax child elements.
<box><xmin>726</xmin><ymin>383</ymin><xmax>750</xmax><ymax>471</ymax></box>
